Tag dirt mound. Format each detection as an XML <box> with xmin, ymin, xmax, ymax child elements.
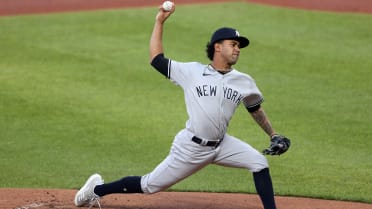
<box><xmin>2</xmin><ymin>188</ymin><xmax>372</xmax><ymax>209</ymax></box>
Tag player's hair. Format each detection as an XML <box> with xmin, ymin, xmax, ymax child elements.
<box><xmin>206</xmin><ymin>42</ymin><xmax>214</xmax><ymax>61</ymax></box>
<box><xmin>206</xmin><ymin>40</ymin><xmax>224</xmax><ymax>61</ymax></box>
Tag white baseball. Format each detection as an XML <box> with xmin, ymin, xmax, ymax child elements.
<box><xmin>162</xmin><ymin>1</ymin><xmax>174</xmax><ymax>12</ymax></box>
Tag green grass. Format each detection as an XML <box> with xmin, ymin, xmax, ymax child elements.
<box><xmin>1</xmin><ymin>2</ymin><xmax>371</xmax><ymax>203</ymax></box>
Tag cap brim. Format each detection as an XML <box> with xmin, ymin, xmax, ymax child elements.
<box><xmin>236</xmin><ymin>37</ymin><xmax>249</xmax><ymax>48</ymax></box>
<box><xmin>212</xmin><ymin>36</ymin><xmax>250</xmax><ymax>48</ymax></box>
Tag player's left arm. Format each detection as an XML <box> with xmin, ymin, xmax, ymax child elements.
<box><xmin>242</xmin><ymin>82</ymin><xmax>291</xmax><ymax>155</ymax></box>
<box><xmin>249</xmin><ymin>105</ymin><xmax>291</xmax><ymax>155</ymax></box>
<box><xmin>242</xmin><ymin>93</ymin><xmax>275</xmax><ymax>137</ymax></box>
<box><xmin>248</xmin><ymin>106</ymin><xmax>276</xmax><ymax>137</ymax></box>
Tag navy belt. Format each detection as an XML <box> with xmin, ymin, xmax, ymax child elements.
<box><xmin>191</xmin><ymin>136</ymin><xmax>223</xmax><ymax>147</ymax></box>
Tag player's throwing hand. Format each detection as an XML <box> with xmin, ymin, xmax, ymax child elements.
<box><xmin>156</xmin><ymin>1</ymin><xmax>175</xmax><ymax>23</ymax></box>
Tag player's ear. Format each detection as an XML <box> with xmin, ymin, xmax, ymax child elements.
<box><xmin>214</xmin><ymin>42</ymin><xmax>222</xmax><ymax>52</ymax></box>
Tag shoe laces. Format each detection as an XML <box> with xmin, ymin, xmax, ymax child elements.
<box><xmin>84</xmin><ymin>176</ymin><xmax>104</xmax><ymax>209</ymax></box>
<box><xmin>87</xmin><ymin>195</ymin><xmax>102</xmax><ymax>209</ymax></box>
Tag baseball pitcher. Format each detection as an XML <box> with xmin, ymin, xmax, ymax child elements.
<box><xmin>74</xmin><ymin>2</ymin><xmax>290</xmax><ymax>209</ymax></box>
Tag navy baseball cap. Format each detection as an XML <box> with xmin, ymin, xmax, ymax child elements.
<box><xmin>210</xmin><ymin>27</ymin><xmax>250</xmax><ymax>48</ymax></box>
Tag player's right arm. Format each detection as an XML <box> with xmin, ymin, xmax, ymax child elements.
<box><xmin>149</xmin><ymin>4</ymin><xmax>175</xmax><ymax>78</ymax></box>
<box><xmin>148</xmin><ymin>4</ymin><xmax>187</xmax><ymax>86</ymax></box>
<box><xmin>149</xmin><ymin>4</ymin><xmax>175</xmax><ymax>62</ymax></box>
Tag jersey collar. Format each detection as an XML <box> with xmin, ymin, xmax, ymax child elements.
<box><xmin>205</xmin><ymin>64</ymin><xmax>234</xmax><ymax>75</ymax></box>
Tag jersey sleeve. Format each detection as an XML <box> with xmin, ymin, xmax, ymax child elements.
<box><xmin>150</xmin><ymin>53</ymin><xmax>196</xmax><ymax>88</ymax></box>
<box><xmin>243</xmin><ymin>94</ymin><xmax>263</xmax><ymax>110</ymax></box>
<box><xmin>167</xmin><ymin>60</ymin><xmax>193</xmax><ymax>87</ymax></box>
<box><xmin>240</xmin><ymin>74</ymin><xmax>264</xmax><ymax>109</ymax></box>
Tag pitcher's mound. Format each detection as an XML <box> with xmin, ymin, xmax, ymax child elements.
<box><xmin>1</xmin><ymin>188</ymin><xmax>372</xmax><ymax>209</ymax></box>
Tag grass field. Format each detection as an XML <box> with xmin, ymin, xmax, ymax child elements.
<box><xmin>0</xmin><ymin>2</ymin><xmax>371</xmax><ymax>203</ymax></box>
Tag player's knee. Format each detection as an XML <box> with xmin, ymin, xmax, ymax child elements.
<box><xmin>141</xmin><ymin>184</ymin><xmax>164</xmax><ymax>194</ymax></box>
<box><xmin>248</xmin><ymin>152</ymin><xmax>269</xmax><ymax>173</ymax></box>
<box><xmin>140</xmin><ymin>174</ymin><xmax>167</xmax><ymax>194</ymax></box>
<box><xmin>144</xmin><ymin>186</ymin><xmax>162</xmax><ymax>194</ymax></box>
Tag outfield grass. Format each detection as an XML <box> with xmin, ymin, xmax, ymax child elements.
<box><xmin>0</xmin><ymin>2</ymin><xmax>371</xmax><ymax>203</ymax></box>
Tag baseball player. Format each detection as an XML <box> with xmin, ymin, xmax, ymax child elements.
<box><xmin>74</xmin><ymin>3</ymin><xmax>290</xmax><ymax>209</ymax></box>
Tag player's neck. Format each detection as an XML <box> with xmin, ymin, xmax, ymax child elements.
<box><xmin>210</xmin><ymin>63</ymin><xmax>232</xmax><ymax>74</ymax></box>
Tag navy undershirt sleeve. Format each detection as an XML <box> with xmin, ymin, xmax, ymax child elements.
<box><xmin>150</xmin><ymin>53</ymin><xmax>171</xmax><ymax>78</ymax></box>
<box><xmin>247</xmin><ymin>104</ymin><xmax>261</xmax><ymax>113</ymax></box>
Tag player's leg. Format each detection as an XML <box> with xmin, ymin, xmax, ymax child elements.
<box><xmin>252</xmin><ymin>167</ymin><xmax>276</xmax><ymax>209</ymax></box>
<box><xmin>95</xmin><ymin>129</ymin><xmax>216</xmax><ymax>196</ymax></box>
<box><xmin>94</xmin><ymin>176</ymin><xmax>142</xmax><ymax>196</ymax></box>
<box><xmin>213</xmin><ymin>134</ymin><xmax>276</xmax><ymax>209</ymax></box>
<box><xmin>213</xmin><ymin>134</ymin><xmax>268</xmax><ymax>171</ymax></box>
<box><xmin>92</xmin><ymin>156</ymin><xmax>198</xmax><ymax>197</ymax></box>
<box><xmin>92</xmin><ymin>156</ymin><xmax>192</xmax><ymax>197</ymax></box>
<box><xmin>141</xmin><ymin>129</ymin><xmax>216</xmax><ymax>193</ymax></box>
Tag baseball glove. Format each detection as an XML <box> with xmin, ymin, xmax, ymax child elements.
<box><xmin>262</xmin><ymin>134</ymin><xmax>291</xmax><ymax>155</ymax></box>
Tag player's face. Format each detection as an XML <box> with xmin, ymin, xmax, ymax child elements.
<box><xmin>218</xmin><ymin>40</ymin><xmax>241</xmax><ymax>66</ymax></box>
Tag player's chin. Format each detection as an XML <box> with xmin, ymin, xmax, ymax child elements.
<box><xmin>228</xmin><ymin>58</ymin><xmax>239</xmax><ymax>66</ymax></box>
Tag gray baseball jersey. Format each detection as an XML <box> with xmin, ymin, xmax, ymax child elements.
<box><xmin>141</xmin><ymin>58</ymin><xmax>268</xmax><ymax>194</ymax></box>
